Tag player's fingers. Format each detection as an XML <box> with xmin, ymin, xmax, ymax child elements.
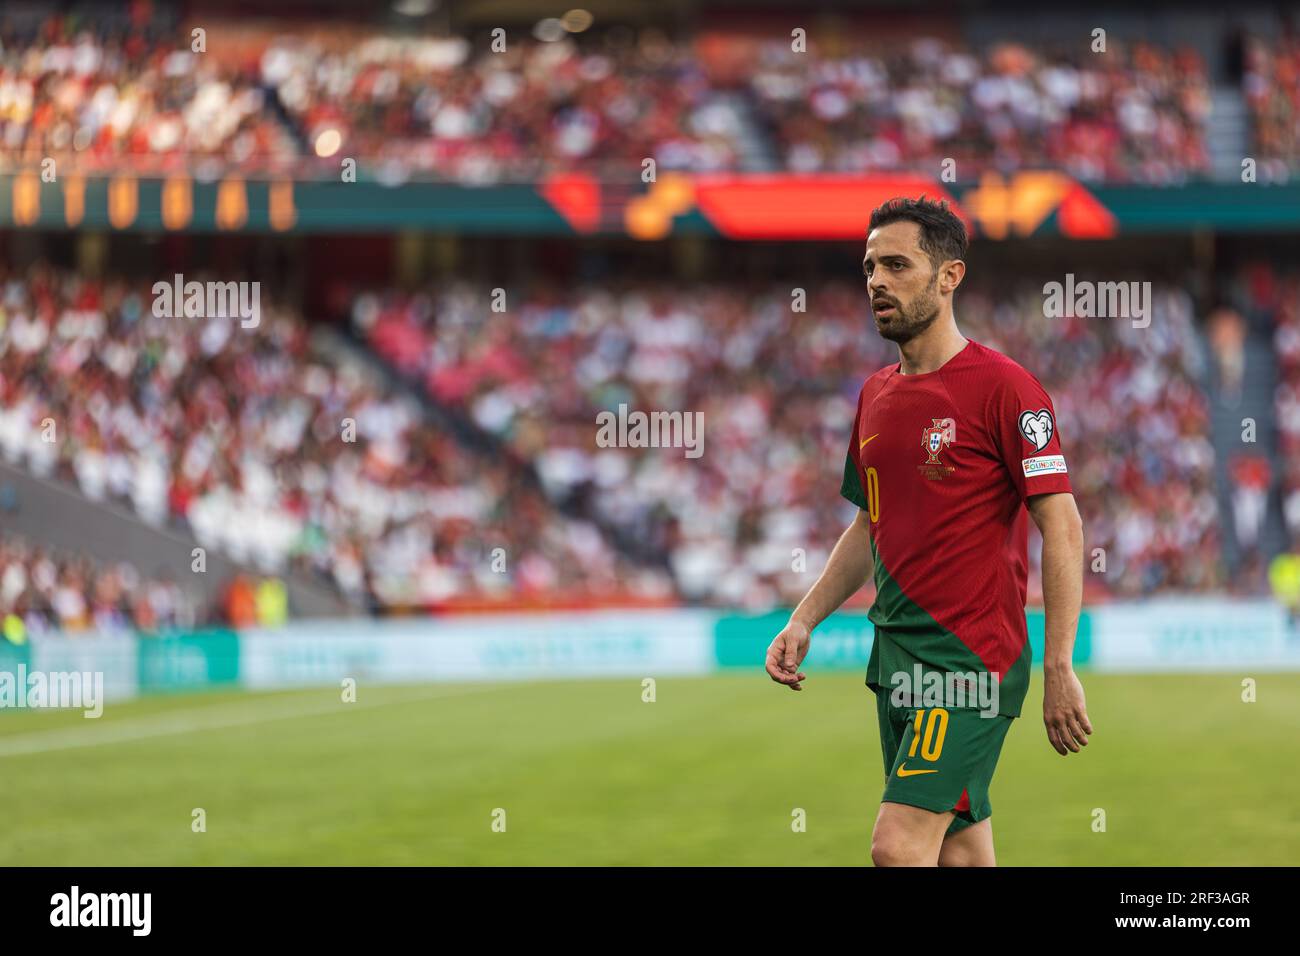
<box><xmin>1067</xmin><ymin>717</ymin><xmax>1090</xmax><ymax>747</ymax></box>
<box><xmin>1045</xmin><ymin>722</ymin><xmax>1068</xmax><ymax>755</ymax></box>
<box><xmin>1078</xmin><ymin>710</ymin><xmax>1094</xmax><ymax>735</ymax></box>
<box><xmin>768</xmin><ymin>652</ymin><xmax>803</xmax><ymax>686</ymax></box>
<box><xmin>789</xmin><ymin>672</ymin><xmax>805</xmax><ymax>691</ymax></box>
<box><xmin>782</xmin><ymin>639</ymin><xmax>797</xmax><ymax>672</ymax></box>
<box><xmin>764</xmin><ymin>653</ymin><xmax>789</xmax><ymax>683</ymax></box>
<box><xmin>1056</xmin><ymin>719</ymin><xmax>1081</xmax><ymax>752</ymax></box>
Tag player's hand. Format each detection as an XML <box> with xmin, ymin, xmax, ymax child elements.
<box><xmin>765</xmin><ymin>620</ymin><xmax>811</xmax><ymax>691</ymax></box>
<box><xmin>1042</xmin><ymin>666</ymin><xmax>1092</xmax><ymax>755</ymax></box>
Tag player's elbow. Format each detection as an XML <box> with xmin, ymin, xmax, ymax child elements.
<box><xmin>1046</xmin><ymin>508</ymin><xmax>1084</xmax><ymax>555</ymax></box>
<box><xmin>1030</xmin><ymin>494</ymin><xmax>1082</xmax><ymax>544</ymax></box>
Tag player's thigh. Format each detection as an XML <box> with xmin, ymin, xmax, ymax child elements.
<box><xmin>938</xmin><ymin>817</ymin><xmax>996</xmax><ymax>867</ymax></box>
<box><xmin>870</xmin><ymin>800</ymin><xmax>953</xmax><ymax>867</ymax></box>
<box><xmin>882</xmin><ymin>705</ymin><xmax>1011</xmax><ymax>829</ymax></box>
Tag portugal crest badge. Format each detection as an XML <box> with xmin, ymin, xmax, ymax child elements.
<box><xmin>922</xmin><ymin>419</ymin><xmax>950</xmax><ymax>464</ymax></box>
<box><xmin>918</xmin><ymin>418</ymin><xmax>956</xmax><ymax>480</ymax></box>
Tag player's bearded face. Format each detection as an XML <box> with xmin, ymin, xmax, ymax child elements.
<box><xmin>873</xmin><ymin>268</ymin><xmax>942</xmax><ymax>343</ymax></box>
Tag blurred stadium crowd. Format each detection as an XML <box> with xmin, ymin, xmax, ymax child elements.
<box><xmin>0</xmin><ymin>531</ymin><xmax>192</xmax><ymax>637</ymax></box>
<box><xmin>1244</xmin><ymin>35</ymin><xmax>1300</xmax><ymax>179</ymax></box>
<box><xmin>1</xmin><ymin>4</ymin><xmax>1298</xmax><ymax>630</ymax></box>
<box><xmin>0</xmin><ymin>259</ymin><xmax>1259</xmax><ymax>625</ymax></box>
<box><xmin>0</xmin><ymin>264</ymin><xmax>660</xmax><ymax>630</ymax></box>
<box><xmin>1265</xmin><ymin>268</ymin><xmax>1300</xmax><ymax>542</ymax></box>
<box><xmin>0</xmin><ymin>10</ymin><xmax>1295</xmax><ymax>181</ymax></box>
<box><xmin>355</xmin><ymin>275</ymin><xmax>1222</xmax><ymax>607</ymax></box>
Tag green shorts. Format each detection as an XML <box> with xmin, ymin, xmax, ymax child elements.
<box><xmin>874</xmin><ymin>690</ymin><xmax>1014</xmax><ymax>835</ymax></box>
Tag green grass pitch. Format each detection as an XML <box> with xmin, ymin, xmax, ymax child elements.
<box><xmin>1</xmin><ymin>671</ymin><xmax>1296</xmax><ymax>865</ymax></box>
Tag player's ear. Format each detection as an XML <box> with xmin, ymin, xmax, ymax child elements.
<box><xmin>939</xmin><ymin>259</ymin><xmax>965</xmax><ymax>295</ymax></box>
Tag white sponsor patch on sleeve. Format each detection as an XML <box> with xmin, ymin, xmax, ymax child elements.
<box><xmin>1023</xmin><ymin>454</ymin><xmax>1068</xmax><ymax>477</ymax></box>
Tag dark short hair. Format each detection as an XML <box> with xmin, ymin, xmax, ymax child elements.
<box><xmin>867</xmin><ymin>196</ymin><xmax>968</xmax><ymax>270</ymax></box>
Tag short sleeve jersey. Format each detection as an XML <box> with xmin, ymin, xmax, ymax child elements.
<box><xmin>840</xmin><ymin>339</ymin><xmax>1072</xmax><ymax>717</ymax></box>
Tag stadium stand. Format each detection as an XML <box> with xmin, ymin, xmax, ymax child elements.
<box><xmin>0</xmin><ymin>13</ymin><xmax>1247</xmax><ymax>181</ymax></box>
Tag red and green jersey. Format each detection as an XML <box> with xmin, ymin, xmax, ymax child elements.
<box><xmin>840</xmin><ymin>339</ymin><xmax>1072</xmax><ymax>717</ymax></box>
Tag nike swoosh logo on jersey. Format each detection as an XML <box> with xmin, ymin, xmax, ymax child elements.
<box><xmin>860</xmin><ymin>433</ymin><xmax>879</xmax><ymax>449</ymax></box>
<box><xmin>896</xmin><ymin>765</ymin><xmax>938</xmax><ymax>777</ymax></box>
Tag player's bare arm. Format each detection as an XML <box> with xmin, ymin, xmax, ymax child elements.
<box><xmin>1027</xmin><ymin>491</ymin><xmax>1093</xmax><ymax>756</ymax></box>
<box><xmin>765</xmin><ymin>508</ymin><xmax>874</xmax><ymax>691</ymax></box>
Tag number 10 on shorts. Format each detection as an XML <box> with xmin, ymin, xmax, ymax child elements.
<box><xmin>908</xmin><ymin>708</ymin><xmax>949</xmax><ymax>761</ymax></box>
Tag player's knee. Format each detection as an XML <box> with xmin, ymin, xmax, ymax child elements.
<box><xmin>870</xmin><ymin>830</ymin><xmax>926</xmax><ymax>867</ymax></box>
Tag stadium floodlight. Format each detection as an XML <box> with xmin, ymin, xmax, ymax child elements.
<box><xmin>562</xmin><ymin>10</ymin><xmax>594</xmax><ymax>33</ymax></box>
<box><xmin>392</xmin><ymin>0</ymin><xmax>437</xmax><ymax>16</ymax></box>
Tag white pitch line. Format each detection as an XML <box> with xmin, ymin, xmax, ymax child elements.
<box><xmin>0</xmin><ymin>684</ymin><xmax>496</xmax><ymax>758</ymax></box>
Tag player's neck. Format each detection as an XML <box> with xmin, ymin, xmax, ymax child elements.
<box><xmin>895</xmin><ymin>318</ymin><xmax>968</xmax><ymax>376</ymax></box>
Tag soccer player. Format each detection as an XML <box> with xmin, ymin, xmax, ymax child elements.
<box><xmin>765</xmin><ymin>197</ymin><xmax>1092</xmax><ymax>867</ymax></box>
